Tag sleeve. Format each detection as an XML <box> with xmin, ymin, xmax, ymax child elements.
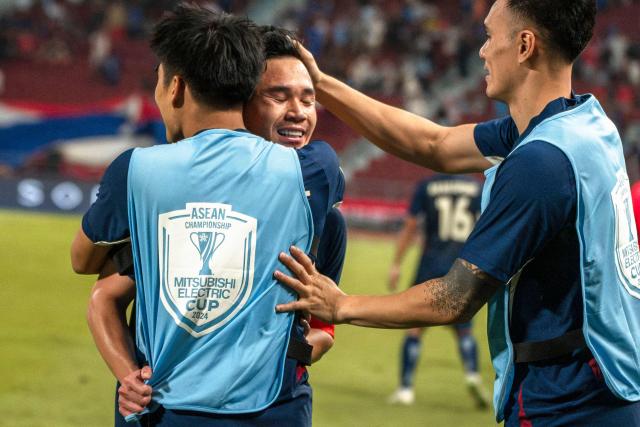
<box><xmin>296</xmin><ymin>140</ymin><xmax>344</xmax><ymax>239</ymax></box>
<box><xmin>473</xmin><ymin>116</ymin><xmax>519</xmax><ymax>158</ymax></box>
<box><xmin>309</xmin><ymin>317</ymin><xmax>335</xmax><ymax>338</ymax></box>
<box><xmin>316</xmin><ymin>207</ymin><xmax>348</xmax><ymax>284</ymax></box>
<box><xmin>459</xmin><ymin>141</ymin><xmax>576</xmax><ymax>282</ymax></box>
<box><xmin>111</xmin><ymin>242</ymin><xmax>135</xmax><ymax>278</ymax></box>
<box><xmin>408</xmin><ymin>180</ymin><xmax>427</xmax><ymax>217</ymax></box>
<box><xmin>81</xmin><ymin>149</ymin><xmax>134</xmax><ymax>244</ymax></box>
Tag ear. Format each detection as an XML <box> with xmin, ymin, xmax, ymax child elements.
<box><xmin>170</xmin><ymin>75</ymin><xmax>185</xmax><ymax>108</ymax></box>
<box><xmin>517</xmin><ymin>30</ymin><xmax>536</xmax><ymax>63</ymax></box>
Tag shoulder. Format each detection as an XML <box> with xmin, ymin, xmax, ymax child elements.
<box><xmin>416</xmin><ymin>177</ymin><xmax>431</xmax><ymax>189</ymax></box>
<box><xmin>509</xmin><ymin>140</ymin><xmax>572</xmax><ymax>174</ymax></box>
<box><xmin>297</xmin><ymin>139</ymin><xmax>344</xmax><ymax>199</ymax></box>
<box><xmin>297</xmin><ymin>140</ymin><xmax>339</xmax><ymax>171</ymax></box>
<box><xmin>474</xmin><ymin>115</ymin><xmax>518</xmax><ymax>158</ymax></box>
<box><xmin>496</xmin><ymin>140</ymin><xmax>575</xmax><ymax>203</ymax></box>
<box><xmin>100</xmin><ymin>148</ymin><xmax>135</xmax><ymax>190</ymax></box>
<box><xmin>107</xmin><ymin>148</ymin><xmax>135</xmax><ymax>173</ymax></box>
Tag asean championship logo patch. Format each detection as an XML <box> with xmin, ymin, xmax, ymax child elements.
<box><xmin>611</xmin><ymin>171</ymin><xmax>640</xmax><ymax>300</ymax></box>
<box><xmin>158</xmin><ymin>203</ymin><xmax>257</xmax><ymax>337</ymax></box>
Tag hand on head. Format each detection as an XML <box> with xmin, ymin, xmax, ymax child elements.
<box><xmin>289</xmin><ymin>38</ymin><xmax>323</xmax><ymax>86</ymax></box>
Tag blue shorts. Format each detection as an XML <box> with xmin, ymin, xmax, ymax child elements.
<box><xmin>505</xmin><ymin>350</ymin><xmax>640</xmax><ymax>426</ymax></box>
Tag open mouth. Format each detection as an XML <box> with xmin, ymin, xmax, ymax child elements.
<box><xmin>277</xmin><ymin>129</ymin><xmax>305</xmax><ymax>138</ymax></box>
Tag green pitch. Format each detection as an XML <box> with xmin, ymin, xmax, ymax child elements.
<box><xmin>0</xmin><ymin>210</ymin><xmax>496</xmax><ymax>427</ymax></box>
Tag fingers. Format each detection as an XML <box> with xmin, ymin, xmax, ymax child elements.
<box><xmin>290</xmin><ymin>37</ymin><xmax>309</xmax><ymax>56</ymax></box>
<box><xmin>124</xmin><ymin>373</ymin><xmax>152</xmax><ymax>397</ymax></box>
<box><xmin>140</xmin><ymin>365</ymin><xmax>152</xmax><ymax>380</ymax></box>
<box><xmin>300</xmin><ymin>318</ymin><xmax>311</xmax><ymax>336</ymax></box>
<box><xmin>276</xmin><ymin>300</ymin><xmax>306</xmax><ymax>313</ymax></box>
<box><xmin>118</xmin><ymin>404</ymin><xmax>134</xmax><ymax>417</ymax></box>
<box><xmin>118</xmin><ymin>384</ymin><xmax>151</xmax><ymax>415</ymax></box>
<box><xmin>118</xmin><ymin>368</ymin><xmax>152</xmax><ymax>412</ymax></box>
<box><xmin>118</xmin><ymin>394</ymin><xmax>146</xmax><ymax>416</ymax></box>
<box><xmin>289</xmin><ymin>246</ymin><xmax>317</xmax><ymax>275</ymax></box>
<box><xmin>274</xmin><ymin>270</ymin><xmax>308</xmax><ymax>296</ymax></box>
<box><xmin>288</xmin><ymin>38</ymin><xmax>321</xmax><ymax>84</ymax></box>
<box><xmin>278</xmin><ymin>251</ymin><xmax>311</xmax><ymax>283</ymax></box>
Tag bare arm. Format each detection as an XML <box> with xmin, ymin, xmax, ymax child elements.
<box><xmin>87</xmin><ymin>262</ymin><xmax>137</xmax><ymax>382</ymax></box>
<box><xmin>307</xmin><ymin>328</ymin><xmax>334</xmax><ymax>363</ymax></box>
<box><xmin>87</xmin><ymin>262</ymin><xmax>152</xmax><ymax>416</ymax></box>
<box><xmin>70</xmin><ymin>228</ymin><xmax>110</xmax><ymax>274</ymax></box>
<box><xmin>295</xmin><ymin>42</ymin><xmax>491</xmax><ymax>173</ymax></box>
<box><xmin>275</xmin><ymin>246</ymin><xmax>502</xmax><ymax>328</ymax></box>
<box><xmin>388</xmin><ymin>216</ymin><xmax>418</xmax><ymax>291</ymax></box>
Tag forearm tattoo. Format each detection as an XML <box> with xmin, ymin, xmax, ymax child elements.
<box><xmin>421</xmin><ymin>258</ymin><xmax>502</xmax><ymax>322</ymax></box>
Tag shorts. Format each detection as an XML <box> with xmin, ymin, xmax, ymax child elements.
<box><xmin>504</xmin><ymin>350</ymin><xmax>640</xmax><ymax>426</ymax></box>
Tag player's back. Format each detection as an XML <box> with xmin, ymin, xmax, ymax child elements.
<box><xmin>413</xmin><ymin>174</ymin><xmax>481</xmax><ymax>280</ymax></box>
<box><xmin>126</xmin><ymin>128</ymin><xmax>313</xmax><ymax>415</ymax></box>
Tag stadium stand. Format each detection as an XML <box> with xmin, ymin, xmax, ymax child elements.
<box><xmin>1</xmin><ymin>0</ymin><xmax>639</xmax><ymax>227</ymax></box>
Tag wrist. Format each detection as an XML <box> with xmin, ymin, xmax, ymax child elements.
<box><xmin>115</xmin><ymin>364</ymin><xmax>139</xmax><ymax>384</ymax></box>
<box><xmin>333</xmin><ymin>294</ymin><xmax>349</xmax><ymax>324</ymax></box>
<box><xmin>314</xmin><ymin>72</ymin><xmax>331</xmax><ymax>96</ymax></box>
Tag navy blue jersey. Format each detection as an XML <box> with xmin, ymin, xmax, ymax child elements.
<box><xmin>83</xmin><ymin>137</ymin><xmax>344</xmax><ymax>245</ymax></box>
<box><xmin>409</xmin><ymin>174</ymin><xmax>481</xmax><ymax>283</ymax></box>
<box><xmin>465</xmin><ymin>95</ymin><xmax>639</xmax><ymax>423</ymax></box>
<box><xmin>316</xmin><ymin>207</ymin><xmax>347</xmax><ymax>283</ymax></box>
<box><xmin>84</xmin><ymin>134</ymin><xmax>346</xmax><ymax>423</ymax></box>
<box><xmin>465</xmin><ymin>98</ymin><xmax>581</xmax><ymax>344</ymax></box>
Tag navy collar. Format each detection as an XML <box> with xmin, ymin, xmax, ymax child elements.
<box><xmin>516</xmin><ymin>93</ymin><xmax>589</xmax><ymax>146</ymax></box>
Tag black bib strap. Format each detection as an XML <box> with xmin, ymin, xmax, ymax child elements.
<box><xmin>111</xmin><ymin>243</ymin><xmax>134</xmax><ymax>276</ymax></box>
<box><xmin>514</xmin><ymin>329</ymin><xmax>586</xmax><ymax>363</ymax></box>
<box><xmin>287</xmin><ymin>338</ymin><xmax>313</xmax><ymax>366</ymax></box>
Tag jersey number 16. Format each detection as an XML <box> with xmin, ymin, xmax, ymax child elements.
<box><xmin>434</xmin><ymin>195</ymin><xmax>475</xmax><ymax>242</ymax></box>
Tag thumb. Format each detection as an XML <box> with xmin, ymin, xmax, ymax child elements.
<box><xmin>140</xmin><ymin>365</ymin><xmax>153</xmax><ymax>380</ymax></box>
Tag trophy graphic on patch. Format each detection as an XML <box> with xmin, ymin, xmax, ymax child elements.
<box><xmin>190</xmin><ymin>231</ymin><xmax>225</xmax><ymax>275</ymax></box>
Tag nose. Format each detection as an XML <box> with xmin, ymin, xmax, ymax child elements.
<box><xmin>285</xmin><ymin>100</ymin><xmax>306</xmax><ymax>122</ymax></box>
<box><xmin>479</xmin><ymin>40</ymin><xmax>487</xmax><ymax>59</ymax></box>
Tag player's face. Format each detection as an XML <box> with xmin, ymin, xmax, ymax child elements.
<box><xmin>479</xmin><ymin>0</ymin><xmax>522</xmax><ymax>102</ymax></box>
<box><xmin>243</xmin><ymin>56</ymin><xmax>317</xmax><ymax>149</ymax></box>
<box><xmin>154</xmin><ymin>63</ymin><xmax>181</xmax><ymax>143</ymax></box>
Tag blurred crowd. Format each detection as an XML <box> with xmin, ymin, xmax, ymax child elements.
<box><xmin>0</xmin><ymin>0</ymin><xmax>248</xmax><ymax>87</ymax></box>
<box><xmin>0</xmin><ymin>0</ymin><xmax>639</xmax><ymax>160</ymax></box>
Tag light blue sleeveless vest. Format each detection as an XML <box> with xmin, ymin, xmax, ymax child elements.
<box><xmin>483</xmin><ymin>96</ymin><xmax>640</xmax><ymax>421</ymax></box>
<box><xmin>126</xmin><ymin>129</ymin><xmax>313</xmax><ymax>415</ymax></box>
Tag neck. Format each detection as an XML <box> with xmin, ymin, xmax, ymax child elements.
<box><xmin>506</xmin><ymin>65</ymin><xmax>572</xmax><ymax>134</ymax></box>
<box><xmin>180</xmin><ymin>106</ymin><xmax>246</xmax><ymax>140</ymax></box>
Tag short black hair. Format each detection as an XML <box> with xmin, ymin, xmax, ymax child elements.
<box><xmin>506</xmin><ymin>0</ymin><xmax>596</xmax><ymax>63</ymax></box>
<box><xmin>259</xmin><ymin>26</ymin><xmax>301</xmax><ymax>61</ymax></box>
<box><xmin>150</xmin><ymin>3</ymin><xmax>264</xmax><ymax>109</ymax></box>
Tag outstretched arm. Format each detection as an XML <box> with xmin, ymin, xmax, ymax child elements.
<box><xmin>295</xmin><ymin>42</ymin><xmax>491</xmax><ymax>173</ymax></box>
<box><xmin>275</xmin><ymin>246</ymin><xmax>502</xmax><ymax>328</ymax></box>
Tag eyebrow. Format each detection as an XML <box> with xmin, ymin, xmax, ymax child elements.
<box><xmin>265</xmin><ymin>85</ymin><xmax>315</xmax><ymax>95</ymax></box>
